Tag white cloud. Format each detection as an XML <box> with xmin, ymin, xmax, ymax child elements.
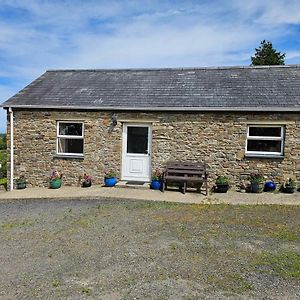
<box><xmin>256</xmin><ymin>1</ymin><xmax>300</xmax><ymax>26</ymax></box>
<box><xmin>67</xmin><ymin>21</ymin><xmax>260</xmax><ymax>69</ymax></box>
<box><xmin>286</xmin><ymin>50</ymin><xmax>300</xmax><ymax>59</ymax></box>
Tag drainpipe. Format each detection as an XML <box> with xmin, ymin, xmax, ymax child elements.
<box><xmin>8</xmin><ymin>107</ymin><xmax>14</xmax><ymax>190</ymax></box>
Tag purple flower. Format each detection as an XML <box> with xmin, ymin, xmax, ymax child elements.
<box><xmin>50</xmin><ymin>170</ymin><xmax>64</xmax><ymax>181</ymax></box>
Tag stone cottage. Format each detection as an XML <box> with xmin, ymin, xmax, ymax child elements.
<box><xmin>1</xmin><ymin>65</ymin><xmax>300</xmax><ymax>190</ymax></box>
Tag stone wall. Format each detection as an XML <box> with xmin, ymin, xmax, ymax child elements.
<box><xmin>6</xmin><ymin>109</ymin><xmax>300</xmax><ymax>189</ymax></box>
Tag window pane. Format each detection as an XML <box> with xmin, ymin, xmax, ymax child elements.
<box><xmin>249</xmin><ymin>127</ymin><xmax>281</xmax><ymax>137</ymax></box>
<box><xmin>247</xmin><ymin>140</ymin><xmax>282</xmax><ymax>153</ymax></box>
<box><xmin>58</xmin><ymin>138</ymin><xmax>83</xmax><ymax>154</ymax></box>
<box><xmin>59</xmin><ymin>123</ymin><xmax>83</xmax><ymax>136</ymax></box>
<box><xmin>127</xmin><ymin>127</ymin><xmax>148</xmax><ymax>154</ymax></box>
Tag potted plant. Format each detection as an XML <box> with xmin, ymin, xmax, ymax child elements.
<box><xmin>49</xmin><ymin>170</ymin><xmax>64</xmax><ymax>189</ymax></box>
<box><xmin>280</xmin><ymin>178</ymin><xmax>296</xmax><ymax>194</ymax></box>
<box><xmin>150</xmin><ymin>169</ymin><xmax>162</xmax><ymax>190</ymax></box>
<box><xmin>16</xmin><ymin>175</ymin><xmax>27</xmax><ymax>189</ymax></box>
<box><xmin>214</xmin><ymin>175</ymin><xmax>229</xmax><ymax>193</ymax></box>
<box><xmin>79</xmin><ymin>173</ymin><xmax>92</xmax><ymax>188</ymax></box>
<box><xmin>248</xmin><ymin>173</ymin><xmax>264</xmax><ymax>193</ymax></box>
<box><xmin>264</xmin><ymin>181</ymin><xmax>277</xmax><ymax>192</ymax></box>
<box><xmin>104</xmin><ymin>169</ymin><xmax>117</xmax><ymax>187</ymax></box>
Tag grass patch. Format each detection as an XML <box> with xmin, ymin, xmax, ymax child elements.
<box><xmin>73</xmin><ymin>217</ymin><xmax>93</xmax><ymax>228</ymax></box>
<box><xmin>272</xmin><ymin>227</ymin><xmax>300</xmax><ymax>241</ymax></box>
<box><xmin>52</xmin><ymin>279</ymin><xmax>61</xmax><ymax>287</ymax></box>
<box><xmin>1</xmin><ymin>219</ymin><xmax>34</xmax><ymax>230</ymax></box>
<box><xmin>125</xmin><ymin>200</ymin><xmax>182</xmax><ymax>210</ymax></box>
<box><xmin>256</xmin><ymin>251</ymin><xmax>300</xmax><ymax>279</ymax></box>
<box><xmin>80</xmin><ymin>287</ymin><xmax>91</xmax><ymax>295</ymax></box>
<box><xmin>212</xmin><ymin>274</ymin><xmax>253</xmax><ymax>294</ymax></box>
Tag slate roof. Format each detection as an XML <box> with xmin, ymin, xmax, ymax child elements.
<box><xmin>2</xmin><ymin>65</ymin><xmax>300</xmax><ymax>111</ymax></box>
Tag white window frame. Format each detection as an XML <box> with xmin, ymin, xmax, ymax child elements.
<box><xmin>56</xmin><ymin>121</ymin><xmax>84</xmax><ymax>157</ymax></box>
<box><xmin>245</xmin><ymin>125</ymin><xmax>284</xmax><ymax>157</ymax></box>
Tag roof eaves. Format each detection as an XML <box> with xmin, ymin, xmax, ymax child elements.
<box><xmin>2</xmin><ymin>104</ymin><xmax>300</xmax><ymax>112</ymax></box>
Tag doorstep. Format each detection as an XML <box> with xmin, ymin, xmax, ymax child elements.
<box><xmin>115</xmin><ymin>181</ymin><xmax>150</xmax><ymax>190</ymax></box>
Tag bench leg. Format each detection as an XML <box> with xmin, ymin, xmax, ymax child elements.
<box><xmin>183</xmin><ymin>182</ymin><xmax>187</xmax><ymax>194</ymax></box>
<box><xmin>162</xmin><ymin>181</ymin><xmax>165</xmax><ymax>192</ymax></box>
<box><xmin>205</xmin><ymin>180</ymin><xmax>208</xmax><ymax>196</ymax></box>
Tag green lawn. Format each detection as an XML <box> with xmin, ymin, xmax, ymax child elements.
<box><xmin>0</xmin><ymin>200</ymin><xmax>299</xmax><ymax>299</ymax></box>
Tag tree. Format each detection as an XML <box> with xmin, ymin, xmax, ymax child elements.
<box><xmin>251</xmin><ymin>40</ymin><xmax>285</xmax><ymax>66</ymax></box>
<box><xmin>0</xmin><ymin>134</ymin><xmax>6</xmax><ymax>150</ymax></box>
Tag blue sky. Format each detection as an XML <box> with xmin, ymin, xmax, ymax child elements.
<box><xmin>1</xmin><ymin>0</ymin><xmax>300</xmax><ymax>133</ymax></box>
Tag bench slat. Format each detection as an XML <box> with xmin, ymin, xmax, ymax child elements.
<box><xmin>166</xmin><ymin>165</ymin><xmax>206</xmax><ymax>170</ymax></box>
<box><xmin>166</xmin><ymin>170</ymin><xmax>206</xmax><ymax>175</ymax></box>
<box><xmin>165</xmin><ymin>176</ymin><xmax>204</xmax><ymax>182</ymax></box>
<box><xmin>167</xmin><ymin>168</ymin><xmax>206</xmax><ymax>172</ymax></box>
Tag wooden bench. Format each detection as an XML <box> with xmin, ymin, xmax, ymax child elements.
<box><xmin>162</xmin><ymin>161</ymin><xmax>209</xmax><ymax>195</ymax></box>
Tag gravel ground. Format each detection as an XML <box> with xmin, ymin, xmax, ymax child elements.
<box><xmin>0</xmin><ymin>199</ymin><xmax>299</xmax><ymax>299</ymax></box>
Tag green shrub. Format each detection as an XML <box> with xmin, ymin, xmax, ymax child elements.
<box><xmin>0</xmin><ymin>178</ymin><xmax>7</xmax><ymax>185</ymax></box>
<box><xmin>215</xmin><ymin>175</ymin><xmax>229</xmax><ymax>185</ymax></box>
<box><xmin>0</xmin><ymin>134</ymin><xmax>6</xmax><ymax>150</ymax></box>
<box><xmin>0</xmin><ymin>150</ymin><xmax>7</xmax><ymax>178</ymax></box>
<box><xmin>249</xmin><ymin>173</ymin><xmax>264</xmax><ymax>184</ymax></box>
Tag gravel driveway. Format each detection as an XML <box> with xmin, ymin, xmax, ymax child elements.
<box><xmin>0</xmin><ymin>199</ymin><xmax>299</xmax><ymax>299</ymax></box>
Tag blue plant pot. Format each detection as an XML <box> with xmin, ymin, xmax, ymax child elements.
<box><xmin>50</xmin><ymin>179</ymin><xmax>62</xmax><ymax>189</ymax></box>
<box><xmin>150</xmin><ymin>180</ymin><xmax>161</xmax><ymax>190</ymax></box>
<box><xmin>105</xmin><ymin>177</ymin><xmax>117</xmax><ymax>187</ymax></box>
<box><xmin>264</xmin><ymin>181</ymin><xmax>276</xmax><ymax>192</ymax></box>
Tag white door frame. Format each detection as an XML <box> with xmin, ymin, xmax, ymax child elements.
<box><xmin>121</xmin><ymin>123</ymin><xmax>152</xmax><ymax>181</ymax></box>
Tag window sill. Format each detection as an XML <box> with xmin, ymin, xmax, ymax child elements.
<box><xmin>245</xmin><ymin>154</ymin><xmax>284</xmax><ymax>159</ymax></box>
<box><xmin>54</xmin><ymin>154</ymin><xmax>84</xmax><ymax>160</ymax></box>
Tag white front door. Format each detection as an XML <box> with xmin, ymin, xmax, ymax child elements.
<box><xmin>122</xmin><ymin>124</ymin><xmax>151</xmax><ymax>181</ymax></box>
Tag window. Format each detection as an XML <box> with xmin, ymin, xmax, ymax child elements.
<box><xmin>127</xmin><ymin>126</ymin><xmax>149</xmax><ymax>154</ymax></box>
<box><xmin>57</xmin><ymin>121</ymin><xmax>84</xmax><ymax>156</ymax></box>
<box><xmin>246</xmin><ymin>125</ymin><xmax>284</xmax><ymax>157</ymax></box>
